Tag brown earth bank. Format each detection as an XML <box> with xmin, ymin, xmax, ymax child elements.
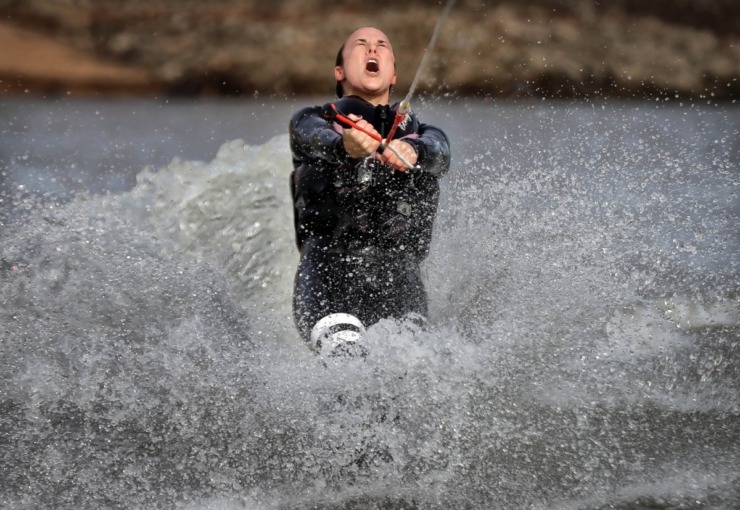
<box><xmin>0</xmin><ymin>0</ymin><xmax>738</xmax><ymax>100</ymax></box>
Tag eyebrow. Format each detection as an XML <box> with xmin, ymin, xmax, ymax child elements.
<box><xmin>352</xmin><ymin>37</ymin><xmax>390</xmax><ymax>46</ymax></box>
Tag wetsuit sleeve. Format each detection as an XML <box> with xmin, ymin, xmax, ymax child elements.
<box><xmin>404</xmin><ymin>123</ymin><xmax>451</xmax><ymax>178</ymax></box>
<box><xmin>289</xmin><ymin>106</ymin><xmax>349</xmax><ymax>164</ymax></box>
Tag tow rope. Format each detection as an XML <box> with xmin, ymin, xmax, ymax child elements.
<box><xmin>385</xmin><ymin>0</ymin><xmax>457</xmax><ymax>145</ymax></box>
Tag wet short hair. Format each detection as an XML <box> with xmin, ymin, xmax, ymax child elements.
<box><xmin>335</xmin><ymin>44</ymin><xmax>345</xmax><ymax>98</ymax></box>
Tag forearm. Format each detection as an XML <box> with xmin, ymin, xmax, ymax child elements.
<box><xmin>405</xmin><ymin>124</ymin><xmax>451</xmax><ymax>178</ymax></box>
<box><xmin>289</xmin><ymin>107</ymin><xmax>348</xmax><ymax>164</ymax></box>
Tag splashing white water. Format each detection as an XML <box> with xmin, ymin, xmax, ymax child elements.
<box><xmin>1</xmin><ymin>101</ymin><xmax>738</xmax><ymax>509</ymax></box>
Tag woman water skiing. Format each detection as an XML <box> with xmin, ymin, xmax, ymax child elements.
<box><xmin>289</xmin><ymin>26</ymin><xmax>451</xmax><ymax>357</ymax></box>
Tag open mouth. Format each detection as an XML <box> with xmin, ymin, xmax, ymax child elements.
<box><xmin>365</xmin><ymin>59</ymin><xmax>379</xmax><ymax>73</ymax></box>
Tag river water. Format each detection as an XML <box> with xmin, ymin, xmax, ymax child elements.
<box><xmin>1</xmin><ymin>97</ymin><xmax>738</xmax><ymax>509</ymax></box>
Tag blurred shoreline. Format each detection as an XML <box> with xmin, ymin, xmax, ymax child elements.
<box><xmin>0</xmin><ymin>0</ymin><xmax>738</xmax><ymax>100</ymax></box>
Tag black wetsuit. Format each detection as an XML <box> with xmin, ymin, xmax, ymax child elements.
<box><xmin>289</xmin><ymin>95</ymin><xmax>451</xmax><ymax>342</ymax></box>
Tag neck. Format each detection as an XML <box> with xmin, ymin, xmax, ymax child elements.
<box><xmin>364</xmin><ymin>94</ymin><xmax>390</xmax><ymax>106</ymax></box>
<box><xmin>342</xmin><ymin>87</ymin><xmax>390</xmax><ymax>106</ymax></box>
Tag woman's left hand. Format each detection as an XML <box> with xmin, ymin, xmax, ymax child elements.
<box><xmin>377</xmin><ymin>139</ymin><xmax>417</xmax><ymax>172</ymax></box>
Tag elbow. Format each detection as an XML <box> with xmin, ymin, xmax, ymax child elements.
<box><xmin>429</xmin><ymin>138</ymin><xmax>451</xmax><ymax>177</ymax></box>
<box><xmin>413</xmin><ymin>133</ymin><xmax>450</xmax><ymax>178</ymax></box>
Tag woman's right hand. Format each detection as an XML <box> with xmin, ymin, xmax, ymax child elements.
<box><xmin>342</xmin><ymin>114</ymin><xmax>381</xmax><ymax>158</ymax></box>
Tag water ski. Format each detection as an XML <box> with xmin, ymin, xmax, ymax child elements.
<box><xmin>310</xmin><ymin>313</ymin><xmax>368</xmax><ymax>359</ymax></box>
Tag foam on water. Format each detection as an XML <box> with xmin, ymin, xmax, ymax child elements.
<box><xmin>126</xmin><ymin>136</ymin><xmax>298</xmax><ymax>338</ymax></box>
<box><xmin>1</xmin><ymin>102</ymin><xmax>739</xmax><ymax>509</ymax></box>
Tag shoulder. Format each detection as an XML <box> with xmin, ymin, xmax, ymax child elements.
<box><xmin>290</xmin><ymin>105</ymin><xmax>323</xmax><ymax>127</ymax></box>
<box><xmin>418</xmin><ymin>121</ymin><xmax>449</xmax><ymax>140</ymax></box>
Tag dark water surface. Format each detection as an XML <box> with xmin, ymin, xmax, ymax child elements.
<box><xmin>1</xmin><ymin>98</ymin><xmax>738</xmax><ymax>509</ymax></box>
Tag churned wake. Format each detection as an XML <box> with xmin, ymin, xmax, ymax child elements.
<box><xmin>1</xmin><ymin>102</ymin><xmax>738</xmax><ymax>508</ymax></box>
